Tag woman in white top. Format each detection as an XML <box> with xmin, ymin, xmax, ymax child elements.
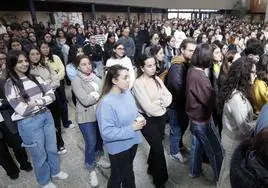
<box><xmin>217</xmin><ymin>57</ymin><xmax>257</xmax><ymax>188</ymax></box>
<box><xmin>106</xmin><ymin>43</ymin><xmax>135</xmax><ymax>89</ymax></box>
<box><xmin>132</xmin><ymin>54</ymin><xmax>172</xmax><ymax>188</ymax></box>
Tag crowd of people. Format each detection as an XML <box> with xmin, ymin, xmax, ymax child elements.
<box><xmin>0</xmin><ymin>15</ymin><xmax>268</xmax><ymax>188</ymax></box>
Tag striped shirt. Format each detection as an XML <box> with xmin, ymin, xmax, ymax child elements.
<box><xmin>4</xmin><ymin>76</ymin><xmax>55</xmax><ymax>121</ymax></box>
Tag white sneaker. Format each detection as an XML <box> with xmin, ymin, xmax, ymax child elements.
<box><xmin>42</xmin><ymin>182</ymin><xmax>56</xmax><ymax>188</ymax></box>
<box><xmin>172</xmin><ymin>152</ymin><xmax>188</xmax><ymax>163</ymax></box>
<box><xmin>57</xmin><ymin>147</ymin><xmax>67</xmax><ymax>155</ymax></box>
<box><xmin>52</xmin><ymin>171</ymin><xmax>69</xmax><ymax>180</ymax></box>
<box><xmin>67</xmin><ymin>123</ymin><xmax>76</xmax><ymax>129</ymax></box>
<box><xmin>97</xmin><ymin>158</ymin><xmax>111</xmax><ymax>169</ymax></box>
<box><xmin>89</xmin><ymin>170</ymin><xmax>99</xmax><ymax>187</ymax></box>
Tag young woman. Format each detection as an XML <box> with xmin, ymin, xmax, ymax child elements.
<box><xmin>40</xmin><ymin>41</ymin><xmax>75</xmax><ymax>129</ymax></box>
<box><xmin>72</xmin><ymin>55</ymin><xmax>110</xmax><ymax>187</ymax></box>
<box><xmin>218</xmin><ymin>57</ymin><xmax>257</xmax><ymax>188</ymax></box>
<box><xmin>186</xmin><ymin>43</ymin><xmax>223</xmax><ymax>180</ymax></box>
<box><xmin>55</xmin><ymin>28</ymin><xmax>67</xmax><ymax>46</ymax></box>
<box><xmin>106</xmin><ymin>43</ymin><xmax>135</xmax><ymax>89</ymax></box>
<box><xmin>76</xmin><ymin>27</ymin><xmax>86</xmax><ymax>47</ymax></box>
<box><xmin>103</xmin><ymin>33</ymin><xmax>116</xmax><ymax>65</ymax></box>
<box><xmin>142</xmin><ymin>33</ymin><xmax>160</xmax><ymax>57</ymax></box>
<box><xmin>67</xmin><ymin>46</ymin><xmax>84</xmax><ymax>81</ymax></box>
<box><xmin>115</xmin><ymin>28</ymin><xmax>121</xmax><ymax>38</ymax></box>
<box><xmin>253</xmin><ymin>54</ymin><xmax>268</xmax><ymax>113</ymax></box>
<box><xmin>4</xmin><ymin>50</ymin><xmax>68</xmax><ymax>187</ymax></box>
<box><xmin>196</xmin><ymin>33</ymin><xmax>208</xmax><ymax>44</ymax></box>
<box><xmin>150</xmin><ymin>45</ymin><xmax>166</xmax><ymax>78</ymax></box>
<box><xmin>164</xmin><ymin>36</ymin><xmax>178</xmax><ymax>70</ymax></box>
<box><xmin>28</xmin><ymin>46</ymin><xmax>67</xmax><ymax>156</ymax></box>
<box><xmin>96</xmin><ymin>65</ymin><xmax>145</xmax><ymax>188</ymax></box>
<box><xmin>210</xmin><ymin>44</ymin><xmax>223</xmax><ymax>80</ymax></box>
<box><xmin>159</xmin><ymin>27</ymin><xmax>167</xmax><ymax>47</ymax></box>
<box><xmin>208</xmin><ymin>44</ymin><xmax>223</xmax><ymax>132</ymax></box>
<box><xmin>132</xmin><ymin>55</ymin><xmax>172</xmax><ymax>188</ymax></box>
<box><xmin>217</xmin><ymin>51</ymin><xmax>240</xmax><ymax>93</ymax></box>
<box><xmin>43</xmin><ymin>32</ymin><xmax>64</xmax><ymax>63</ymax></box>
<box><xmin>2</xmin><ymin>33</ymin><xmax>10</xmax><ymax>48</ymax></box>
<box><xmin>28</xmin><ymin>32</ymin><xmax>38</xmax><ymax>47</ymax></box>
<box><xmin>55</xmin><ymin>28</ymin><xmax>69</xmax><ymax>66</ymax></box>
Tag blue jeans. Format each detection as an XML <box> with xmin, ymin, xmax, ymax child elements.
<box><xmin>17</xmin><ymin>110</ymin><xmax>60</xmax><ymax>186</ymax></box>
<box><xmin>79</xmin><ymin>122</ymin><xmax>103</xmax><ymax>172</ymax></box>
<box><xmin>189</xmin><ymin>119</ymin><xmax>223</xmax><ymax>180</ymax></box>
<box><xmin>168</xmin><ymin>108</ymin><xmax>189</xmax><ymax>155</ymax></box>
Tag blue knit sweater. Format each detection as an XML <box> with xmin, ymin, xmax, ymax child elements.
<box><xmin>96</xmin><ymin>91</ymin><xmax>142</xmax><ymax>154</ymax></box>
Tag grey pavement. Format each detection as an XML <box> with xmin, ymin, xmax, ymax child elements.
<box><xmin>0</xmin><ymin>87</ymin><xmax>216</xmax><ymax>188</ymax></box>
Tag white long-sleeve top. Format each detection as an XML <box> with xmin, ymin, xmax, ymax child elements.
<box><xmin>106</xmin><ymin>56</ymin><xmax>136</xmax><ymax>89</ymax></box>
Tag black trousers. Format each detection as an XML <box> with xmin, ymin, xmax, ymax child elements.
<box><xmin>0</xmin><ymin>122</ymin><xmax>30</xmax><ymax>176</ymax></box>
<box><xmin>71</xmin><ymin>90</ymin><xmax>77</xmax><ymax>106</ymax></box>
<box><xmin>107</xmin><ymin>144</ymin><xmax>138</xmax><ymax>188</ymax></box>
<box><xmin>142</xmin><ymin>114</ymin><xmax>168</xmax><ymax>187</ymax></box>
<box><xmin>47</xmin><ymin>100</ymin><xmax>64</xmax><ymax>150</ymax></box>
<box><xmin>56</xmin><ymin>80</ymin><xmax>70</xmax><ymax>128</ymax></box>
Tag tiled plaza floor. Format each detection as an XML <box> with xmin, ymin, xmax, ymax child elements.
<box><xmin>0</xmin><ymin>87</ymin><xmax>216</xmax><ymax>188</ymax></box>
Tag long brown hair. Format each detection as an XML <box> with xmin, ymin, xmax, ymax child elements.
<box><xmin>220</xmin><ymin>50</ymin><xmax>237</xmax><ymax>77</ymax></box>
<box><xmin>137</xmin><ymin>54</ymin><xmax>161</xmax><ymax>88</ymax></box>
<box><xmin>99</xmin><ymin>65</ymin><xmax>128</xmax><ymax>101</ymax></box>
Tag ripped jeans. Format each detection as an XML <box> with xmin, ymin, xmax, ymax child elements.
<box><xmin>17</xmin><ymin>109</ymin><xmax>60</xmax><ymax>186</ymax></box>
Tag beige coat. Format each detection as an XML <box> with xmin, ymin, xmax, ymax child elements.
<box><xmin>71</xmin><ymin>71</ymin><xmax>102</xmax><ymax>124</ymax></box>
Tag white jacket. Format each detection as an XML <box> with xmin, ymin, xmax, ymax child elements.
<box><xmin>222</xmin><ymin>90</ymin><xmax>256</xmax><ymax>140</ymax></box>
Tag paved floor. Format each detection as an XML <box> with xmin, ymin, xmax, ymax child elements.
<box><xmin>0</xmin><ymin>87</ymin><xmax>216</xmax><ymax>188</ymax></box>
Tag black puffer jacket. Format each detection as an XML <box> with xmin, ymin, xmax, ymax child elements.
<box><xmin>230</xmin><ymin>140</ymin><xmax>268</xmax><ymax>188</ymax></box>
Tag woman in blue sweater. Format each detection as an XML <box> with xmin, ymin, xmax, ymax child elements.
<box><xmin>96</xmin><ymin>65</ymin><xmax>146</xmax><ymax>188</ymax></box>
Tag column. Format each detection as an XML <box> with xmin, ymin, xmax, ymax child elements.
<box><xmin>91</xmin><ymin>3</ymin><xmax>96</xmax><ymax>21</ymax></box>
<box><xmin>150</xmin><ymin>8</ymin><xmax>153</xmax><ymax>21</ymax></box>
<box><xmin>265</xmin><ymin>0</ymin><xmax>268</xmax><ymax>22</ymax></box>
<box><xmin>127</xmin><ymin>6</ymin><xmax>131</xmax><ymax>23</ymax></box>
<box><xmin>28</xmin><ymin>0</ymin><xmax>37</xmax><ymax>25</ymax></box>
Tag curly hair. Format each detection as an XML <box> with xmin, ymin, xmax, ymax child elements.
<box><xmin>257</xmin><ymin>54</ymin><xmax>268</xmax><ymax>84</ymax></box>
<box><xmin>219</xmin><ymin>57</ymin><xmax>255</xmax><ymax>106</ymax></box>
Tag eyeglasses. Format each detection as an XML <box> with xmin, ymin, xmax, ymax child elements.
<box><xmin>116</xmin><ymin>47</ymin><xmax>125</xmax><ymax>50</ymax></box>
